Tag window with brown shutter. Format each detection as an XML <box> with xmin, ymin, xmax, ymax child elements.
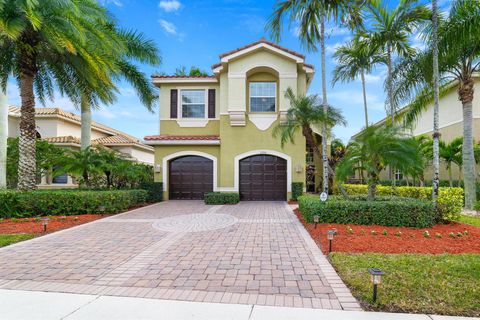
<box><xmin>208</xmin><ymin>89</ymin><xmax>215</xmax><ymax>118</ymax></box>
<box><xmin>170</xmin><ymin>89</ymin><xmax>178</xmax><ymax>118</ymax></box>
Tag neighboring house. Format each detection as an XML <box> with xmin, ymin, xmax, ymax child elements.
<box><xmin>144</xmin><ymin>38</ymin><xmax>315</xmax><ymax>201</ymax></box>
<box><xmin>8</xmin><ymin>106</ymin><xmax>154</xmax><ymax>187</ymax></box>
<box><xmin>351</xmin><ymin>77</ymin><xmax>480</xmax><ymax>182</ymax></box>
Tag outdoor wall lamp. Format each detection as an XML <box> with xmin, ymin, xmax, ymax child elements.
<box><xmin>327</xmin><ymin>230</ymin><xmax>335</xmax><ymax>253</ymax></box>
<box><xmin>368</xmin><ymin>268</ymin><xmax>384</xmax><ymax>303</ymax></box>
<box><xmin>42</xmin><ymin>218</ymin><xmax>50</xmax><ymax>233</ymax></box>
<box><xmin>154</xmin><ymin>164</ymin><xmax>162</xmax><ymax>173</ymax></box>
<box><xmin>295</xmin><ymin>164</ymin><xmax>303</xmax><ymax>173</ymax></box>
<box><xmin>313</xmin><ymin>215</ymin><xmax>320</xmax><ymax>229</ymax></box>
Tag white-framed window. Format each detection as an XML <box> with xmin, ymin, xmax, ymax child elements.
<box><xmin>249</xmin><ymin>82</ymin><xmax>276</xmax><ymax>112</ymax></box>
<box><xmin>395</xmin><ymin>169</ymin><xmax>403</xmax><ymax>180</ymax></box>
<box><xmin>180</xmin><ymin>89</ymin><xmax>206</xmax><ymax>118</ymax></box>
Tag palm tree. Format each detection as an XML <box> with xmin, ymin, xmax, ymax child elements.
<box><xmin>0</xmin><ymin>90</ymin><xmax>6</xmax><ymax>188</ymax></box>
<box><xmin>392</xmin><ymin>0</ymin><xmax>480</xmax><ymax>208</ymax></box>
<box><xmin>431</xmin><ymin>0</ymin><xmax>440</xmax><ymax>202</ymax></box>
<box><xmin>412</xmin><ymin>134</ymin><xmax>433</xmax><ymax>186</ymax></box>
<box><xmin>0</xmin><ymin>0</ymin><xmax>117</xmax><ymax>191</ymax></box>
<box><xmin>58</xmin><ymin>147</ymin><xmax>104</xmax><ymax>187</ymax></box>
<box><xmin>336</xmin><ymin>124</ymin><xmax>421</xmax><ymax>200</ymax></box>
<box><xmin>439</xmin><ymin>137</ymin><xmax>463</xmax><ymax>188</ymax></box>
<box><xmin>367</xmin><ymin>0</ymin><xmax>430</xmax><ymax>124</ymax></box>
<box><xmin>332</xmin><ymin>36</ymin><xmax>384</xmax><ymax>128</ymax></box>
<box><xmin>79</xmin><ymin>29</ymin><xmax>160</xmax><ymax>150</ymax></box>
<box><xmin>267</xmin><ymin>0</ymin><xmax>363</xmax><ymax>194</ymax></box>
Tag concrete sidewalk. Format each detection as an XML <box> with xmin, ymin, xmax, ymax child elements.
<box><xmin>0</xmin><ymin>289</ymin><xmax>476</xmax><ymax>320</ymax></box>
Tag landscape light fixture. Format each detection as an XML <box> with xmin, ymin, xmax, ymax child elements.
<box><xmin>98</xmin><ymin>205</ymin><xmax>106</xmax><ymax>215</ymax></box>
<box><xmin>42</xmin><ymin>218</ymin><xmax>50</xmax><ymax>233</ymax></box>
<box><xmin>368</xmin><ymin>268</ymin><xmax>384</xmax><ymax>303</ymax></box>
<box><xmin>327</xmin><ymin>230</ymin><xmax>335</xmax><ymax>253</ymax></box>
<box><xmin>313</xmin><ymin>215</ymin><xmax>320</xmax><ymax>229</ymax></box>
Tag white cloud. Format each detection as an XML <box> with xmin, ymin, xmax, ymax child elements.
<box><xmin>326</xmin><ymin>42</ymin><xmax>343</xmax><ymax>55</ymax></box>
<box><xmin>159</xmin><ymin>19</ymin><xmax>177</xmax><ymax>35</ymax></box>
<box><xmin>159</xmin><ymin>0</ymin><xmax>181</xmax><ymax>12</ymax></box>
<box><xmin>99</xmin><ymin>0</ymin><xmax>123</xmax><ymax>7</ymax></box>
<box><xmin>94</xmin><ymin>108</ymin><xmax>116</xmax><ymax>119</ymax></box>
<box><xmin>327</xmin><ymin>27</ymin><xmax>350</xmax><ymax>38</ymax></box>
<box><xmin>329</xmin><ymin>89</ymin><xmax>385</xmax><ymax>112</ymax></box>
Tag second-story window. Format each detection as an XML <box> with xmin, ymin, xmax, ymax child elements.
<box><xmin>249</xmin><ymin>82</ymin><xmax>276</xmax><ymax>112</ymax></box>
<box><xmin>181</xmin><ymin>89</ymin><xmax>205</xmax><ymax>118</ymax></box>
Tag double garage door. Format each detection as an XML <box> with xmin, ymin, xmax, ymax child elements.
<box><xmin>169</xmin><ymin>155</ymin><xmax>286</xmax><ymax>201</ymax></box>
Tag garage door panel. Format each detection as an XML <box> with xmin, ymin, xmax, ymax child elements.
<box><xmin>239</xmin><ymin>155</ymin><xmax>287</xmax><ymax>201</ymax></box>
<box><xmin>169</xmin><ymin>156</ymin><xmax>213</xmax><ymax>200</ymax></box>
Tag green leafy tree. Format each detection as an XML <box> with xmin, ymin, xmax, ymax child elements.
<box><xmin>392</xmin><ymin>0</ymin><xmax>480</xmax><ymax>208</ymax></box>
<box><xmin>439</xmin><ymin>137</ymin><xmax>463</xmax><ymax>188</ymax></box>
<box><xmin>267</xmin><ymin>0</ymin><xmax>363</xmax><ymax>194</ymax></box>
<box><xmin>0</xmin><ymin>0</ymin><xmax>117</xmax><ymax>191</ymax></box>
<box><xmin>336</xmin><ymin>125</ymin><xmax>422</xmax><ymax>200</ymax></box>
<box><xmin>57</xmin><ymin>147</ymin><xmax>104</xmax><ymax>187</ymax></box>
<box><xmin>174</xmin><ymin>65</ymin><xmax>209</xmax><ymax>77</ymax></box>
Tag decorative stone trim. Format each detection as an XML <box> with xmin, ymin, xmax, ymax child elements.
<box><xmin>229</xmin><ymin>110</ymin><xmax>246</xmax><ymax>126</ymax></box>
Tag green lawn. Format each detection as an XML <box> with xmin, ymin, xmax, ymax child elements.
<box><xmin>0</xmin><ymin>234</ymin><xmax>35</xmax><ymax>247</ymax></box>
<box><xmin>458</xmin><ymin>214</ymin><xmax>480</xmax><ymax>227</ymax></box>
<box><xmin>330</xmin><ymin>253</ymin><xmax>480</xmax><ymax>317</ymax></box>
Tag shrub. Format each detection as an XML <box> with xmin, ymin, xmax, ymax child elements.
<box><xmin>139</xmin><ymin>182</ymin><xmax>163</xmax><ymax>202</ymax></box>
<box><xmin>291</xmin><ymin>182</ymin><xmax>304</xmax><ymax>201</ymax></box>
<box><xmin>336</xmin><ymin>184</ymin><xmax>463</xmax><ymax>222</ymax></box>
<box><xmin>204</xmin><ymin>192</ymin><xmax>240</xmax><ymax>205</ymax></box>
<box><xmin>298</xmin><ymin>195</ymin><xmax>437</xmax><ymax>228</ymax></box>
<box><xmin>0</xmin><ymin>189</ymin><xmax>147</xmax><ymax>218</ymax></box>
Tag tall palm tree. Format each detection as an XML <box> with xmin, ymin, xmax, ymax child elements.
<box><xmin>332</xmin><ymin>35</ymin><xmax>384</xmax><ymax>128</ymax></box>
<box><xmin>0</xmin><ymin>90</ymin><xmax>6</xmax><ymax>188</ymax></box>
<box><xmin>392</xmin><ymin>0</ymin><xmax>480</xmax><ymax>209</ymax></box>
<box><xmin>439</xmin><ymin>137</ymin><xmax>463</xmax><ymax>188</ymax></box>
<box><xmin>367</xmin><ymin>0</ymin><xmax>430</xmax><ymax>124</ymax></box>
<box><xmin>267</xmin><ymin>0</ymin><xmax>362</xmax><ymax>194</ymax></box>
<box><xmin>431</xmin><ymin>0</ymin><xmax>440</xmax><ymax>202</ymax></box>
<box><xmin>0</xmin><ymin>0</ymin><xmax>117</xmax><ymax>190</ymax></box>
<box><xmin>80</xmin><ymin>29</ymin><xmax>160</xmax><ymax>150</ymax></box>
<box><xmin>336</xmin><ymin>124</ymin><xmax>421</xmax><ymax>200</ymax></box>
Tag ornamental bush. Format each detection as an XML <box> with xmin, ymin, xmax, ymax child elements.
<box><xmin>291</xmin><ymin>182</ymin><xmax>304</xmax><ymax>200</ymax></box>
<box><xmin>0</xmin><ymin>189</ymin><xmax>148</xmax><ymax>218</ymax></box>
<box><xmin>139</xmin><ymin>182</ymin><xmax>163</xmax><ymax>202</ymax></box>
<box><xmin>298</xmin><ymin>195</ymin><xmax>437</xmax><ymax>228</ymax></box>
<box><xmin>204</xmin><ymin>192</ymin><xmax>240</xmax><ymax>205</ymax></box>
<box><xmin>335</xmin><ymin>184</ymin><xmax>463</xmax><ymax>222</ymax></box>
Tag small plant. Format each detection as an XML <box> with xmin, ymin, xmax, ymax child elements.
<box><xmin>346</xmin><ymin>226</ymin><xmax>353</xmax><ymax>234</ymax></box>
<box><xmin>435</xmin><ymin>233</ymin><xmax>443</xmax><ymax>238</ymax></box>
<box><xmin>382</xmin><ymin>230</ymin><xmax>388</xmax><ymax>236</ymax></box>
<box><xmin>423</xmin><ymin>231</ymin><xmax>430</xmax><ymax>238</ymax></box>
<box><xmin>60</xmin><ymin>216</ymin><xmax>67</xmax><ymax>220</ymax></box>
<box><xmin>448</xmin><ymin>232</ymin><xmax>456</xmax><ymax>238</ymax></box>
<box><xmin>370</xmin><ymin>230</ymin><xmax>378</xmax><ymax>235</ymax></box>
<box><xmin>73</xmin><ymin>216</ymin><xmax>79</xmax><ymax>221</ymax></box>
<box><xmin>10</xmin><ymin>218</ymin><xmax>17</xmax><ymax>223</ymax></box>
<box><xmin>463</xmin><ymin>230</ymin><xmax>469</xmax><ymax>236</ymax></box>
<box><xmin>474</xmin><ymin>201</ymin><xmax>480</xmax><ymax>212</ymax></box>
<box><xmin>394</xmin><ymin>231</ymin><xmax>402</xmax><ymax>237</ymax></box>
<box><xmin>456</xmin><ymin>232</ymin><xmax>463</xmax><ymax>237</ymax></box>
<box><xmin>359</xmin><ymin>229</ymin><xmax>365</xmax><ymax>235</ymax></box>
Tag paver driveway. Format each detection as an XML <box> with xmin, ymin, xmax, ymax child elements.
<box><xmin>0</xmin><ymin>201</ymin><xmax>360</xmax><ymax>310</ymax></box>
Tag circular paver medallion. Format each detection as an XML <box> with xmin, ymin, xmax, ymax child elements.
<box><xmin>152</xmin><ymin>213</ymin><xmax>237</xmax><ymax>233</ymax></box>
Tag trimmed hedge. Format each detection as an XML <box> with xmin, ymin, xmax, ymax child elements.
<box><xmin>298</xmin><ymin>195</ymin><xmax>437</xmax><ymax>228</ymax></box>
<box><xmin>291</xmin><ymin>182</ymin><xmax>303</xmax><ymax>201</ymax></box>
<box><xmin>204</xmin><ymin>192</ymin><xmax>240</xmax><ymax>205</ymax></box>
<box><xmin>335</xmin><ymin>184</ymin><xmax>464</xmax><ymax>221</ymax></box>
<box><xmin>139</xmin><ymin>182</ymin><xmax>163</xmax><ymax>203</ymax></box>
<box><xmin>0</xmin><ymin>189</ymin><xmax>148</xmax><ymax>218</ymax></box>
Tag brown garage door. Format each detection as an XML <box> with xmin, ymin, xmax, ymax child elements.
<box><xmin>169</xmin><ymin>156</ymin><xmax>213</xmax><ymax>200</ymax></box>
<box><xmin>239</xmin><ymin>155</ymin><xmax>287</xmax><ymax>201</ymax></box>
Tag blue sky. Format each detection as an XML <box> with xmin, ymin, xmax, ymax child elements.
<box><xmin>7</xmin><ymin>0</ymin><xmax>452</xmax><ymax>142</ymax></box>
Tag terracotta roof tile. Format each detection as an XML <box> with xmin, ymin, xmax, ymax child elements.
<box><xmin>43</xmin><ymin>136</ymin><xmax>80</xmax><ymax>144</ymax></box>
<box><xmin>218</xmin><ymin>38</ymin><xmax>305</xmax><ymax>59</ymax></box>
<box><xmin>151</xmin><ymin>75</ymin><xmax>216</xmax><ymax>79</ymax></box>
<box><xmin>144</xmin><ymin>135</ymin><xmax>220</xmax><ymax>141</ymax></box>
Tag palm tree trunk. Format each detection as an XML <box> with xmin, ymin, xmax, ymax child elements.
<box><xmin>386</xmin><ymin>44</ymin><xmax>395</xmax><ymax>185</ymax></box>
<box><xmin>448</xmin><ymin>164</ymin><xmax>452</xmax><ymax>188</ymax></box>
<box><xmin>0</xmin><ymin>90</ymin><xmax>7</xmax><ymax>189</ymax></box>
<box><xmin>80</xmin><ymin>95</ymin><xmax>92</xmax><ymax>150</ymax></box>
<box><xmin>18</xmin><ymin>72</ymin><xmax>37</xmax><ymax>191</ymax></box>
<box><xmin>431</xmin><ymin>0</ymin><xmax>440</xmax><ymax>203</ymax></box>
<box><xmin>462</xmin><ymin>96</ymin><xmax>476</xmax><ymax>209</ymax></box>
<box><xmin>320</xmin><ymin>14</ymin><xmax>329</xmax><ymax>194</ymax></box>
<box><xmin>360</xmin><ymin>69</ymin><xmax>369</xmax><ymax>128</ymax></box>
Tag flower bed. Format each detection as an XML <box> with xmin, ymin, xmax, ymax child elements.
<box><xmin>0</xmin><ymin>215</ymin><xmax>106</xmax><ymax>235</ymax></box>
<box><xmin>295</xmin><ymin>208</ymin><xmax>480</xmax><ymax>254</ymax></box>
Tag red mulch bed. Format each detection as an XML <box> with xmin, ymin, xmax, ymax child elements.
<box><xmin>294</xmin><ymin>208</ymin><xmax>480</xmax><ymax>254</ymax></box>
<box><xmin>0</xmin><ymin>215</ymin><xmax>109</xmax><ymax>235</ymax></box>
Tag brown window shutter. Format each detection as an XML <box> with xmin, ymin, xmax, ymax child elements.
<box><xmin>170</xmin><ymin>89</ymin><xmax>178</xmax><ymax>118</ymax></box>
<box><xmin>208</xmin><ymin>89</ymin><xmax>215</xmax><ymax>118</ymax></box>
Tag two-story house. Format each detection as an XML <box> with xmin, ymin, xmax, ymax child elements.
<box><xmin>144</xmin><ymin>39</ymin><xmax>315</xmax><ymax>201</ymax></box>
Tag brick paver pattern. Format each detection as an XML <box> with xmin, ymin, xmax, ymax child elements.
<box><xmin>0</xmin><ymin>201</ymin><xmax>361</xmax><ymax>310</ymax></box>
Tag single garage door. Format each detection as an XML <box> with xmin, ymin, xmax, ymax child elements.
<box><xmin>239</xmin><ymin>155</ymin><xmax>287</xmax><ymax>201</ymax></box>
<box><xmin>169</xmin><ymin>156</ymin><xmax>213</xmax><ymax>200</ymax></box>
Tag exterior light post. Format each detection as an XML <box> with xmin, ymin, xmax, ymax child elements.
<box><xmin>42</xmin><ymin>218</ymin><xmax>49</xmax><ymax>233</ymax></box>
<box><xmin>368</xmin><ymin>268</ymin><xmax>384</xmax><ymax>303</ymax></box>
<box><xmin>327</xmin><ymin>230</ymin><xmax>335</xmax><ymax>253</ymax></box>
<box><xmin>313</xmin><ymin>215</ymin><xmax>319</xmax><ymax>229</ymax></box>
